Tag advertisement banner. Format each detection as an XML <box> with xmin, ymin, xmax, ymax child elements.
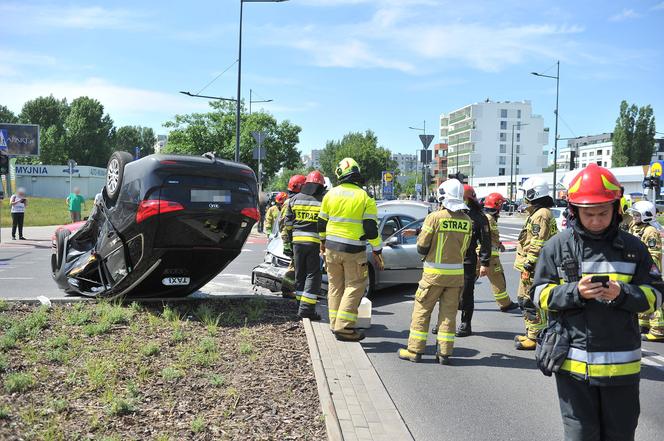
<box><xmin>0</xmin><ymin>123</ymin><xmax>40</xmax><ymax>156</ymax></box>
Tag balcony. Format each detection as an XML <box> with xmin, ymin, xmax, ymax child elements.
<box><xmin>448</xmin><ymin>122</ymin><xmax>473</xmax><ymax>136</ymax></box>
<box><xmin>449</xmin><ymin>135</ymin><xmax>470</xmax><ymax>145</ymax></box>
<box><xmin>449</xmin><ymin>112</ymin><xmax>470</xmax><ymax>124</ymax></box>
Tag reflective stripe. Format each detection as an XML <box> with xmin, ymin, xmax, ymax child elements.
<box><xmin>582</xmin><ymin>261</ymin><xmax>636</xmax><ymax>275</ymax></box>
<box><xmin>327</xmin><ymin>216</ymin><xmax>363</xmax><ymax>224</ymax></box>
<box><xmin>422</xmin><ymin>225</ymin><xmax>434</xmax><ymax>233</ymax></box>
<box><xmin>424</xmin><ymin>262</ymin><xmax>464</xmax><ymax>270</ymax></box>
<box><xmin>329</xmin><ymin>309</ymin><xmax>338</xmax><ymax>319</ymax></box>
<box><xmin>293</xmin><ymin>231</ymin><xmax>320</xmax><ymax>238</ymax></box>
<box><xmin>363</xmin><ymin>214</ymin><xmax>378</xmax><ymax>221</ymax></box>
<box><xmin>326</xmin><ymin>235</ymin><xmax>366</xmax><ymax>246</ymax></box>
<box><xmin>491</xmin><ymin>251</ymin><xmax>500</xmax><ymax>257</ymax></box>
<box><xmin>437</xmin><ymin>332</ymin><xmax>455</xmax><ymax>342</ymax></box>
<box><xmin>560</xmin><ymin>359</ymin><xmax>586</xmax><ymax>375</ymax></box>
<box><xmin>409</xmin><ymin>329</ymin><xmax>427</xmax><ymax>341</ymax></box>
<box><xmin>640</xmin><ymin>285</ymin><xmax>663</xmax><ymax>313</ymax></box>
<box><xmin>494</xmin><ymin>291</ymin><xmax>509</xmax><ymax>300</ymax></box>
<box><xmin>300</xmin><ymin>296</ymin><xmax>317</xmax><ymax>305</ymax></box>
<box><xmin>292</xmin><ymin>200</ymin><xmax>321</xmax><ymax>207</ymax></box>
<box><xmin>301</xmin><ymin>292</ymin><xmax>317</xmax><ymax>300</ymax></box>
<box><xmin>562</xmin><ymin>348</ymin><xmax>642</xmax><ymax>378</ymax></box>
<box><xmin>424</xmin><ymin>267</ymin><xmax>465</xmax><ymax>276</ymax></box>
<box><xmin>319</xmin><ymin>211</ymin><xmax>328</xmax><ymax>220</ymax></box>
<box><xmin>588</xmin><ymin>361</ymin><xmax>641</xmax><ymax>377</ymax></box>
<box><xmin>533</xmin><ymin>283</ymin><xmax>557</xmax><ymax>309</ymax></box>
<box><xmin>568</xmin><ymin>348</ymin><xmax>641</xmax><ymax>364</ymax></box>
<box><xmin>336</xmin><ymin>311</ymin><xmax>357</xmax><ymax>321</ymax></box>
<box><xmin>293</xmin><ymin>236</ymin><xmax>321</xmax><ymax>244</ymax></box>
<box><xmin>581</xmin><ymin>273</ymin><xmax>632</xmax><ymax>283</ymax></box>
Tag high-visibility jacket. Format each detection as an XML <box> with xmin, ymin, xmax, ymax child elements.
<box><xmin>484</xmin><ymin>212</ymin><xmax>502</xmax><ymax>257</ymax></box>
<box><xmin>532</xmin><ymin>223</ymin><xmax>663</xmax><ymax>386</ymax></box>
<box><xmin>318</xmin><ymin>183</ymin><xmax>381</xmax><ymax>253</ymax></box>
<box><xmin>629</xmin><ymin>223</ymin><xmax>662</xmax><ymax>271</ymax></box>
<box><xmin>264</xmin><ymin>205</ymin><xmax>280</xmax><ymax>235</ymax></box>
<box><xmin>515</xmin><ymin>205</ymin><xmax>558</xmax><ymax>272</ymax></box>
<box><xmin>417</xmin><ymin>207</ymin><xmax>472</xmax><ymax>286</ymax></box>
<box><xmin>282</xmin><ymin>192</ymin><xmax>323</xmax><ymax>245</ymax></box>
<box><xmin>279</xmin><ymin>196</ymin><xmax>293</xmax><ymax>234</ymax></box>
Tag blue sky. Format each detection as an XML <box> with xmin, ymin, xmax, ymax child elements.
<box><xmin>1</xmin><ymin>0</ymin><xmax>663</xmax><ymax>157</ymax></box>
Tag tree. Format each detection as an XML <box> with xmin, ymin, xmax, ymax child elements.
<box><xmin>163</xmin><ymin>100</ymin><xmax>302</xmax><ymax>182</ymax></box>
<box><xmin>612</xmin><ymin>100</ymin><xmax>656</xmax><ymax>167</ymax></box>
<box><xmin>19</xmin><ymin>95</ymin><xmax>70</xmax><ymax>164</ymax></box>
<box><xmin>0</xmin><ymin>105</ymin><xmax>18</xmax><ymax>123</ymax></box>
<box><xmin>64</xmin><ymin>97</ymin><xmax>115</xmax><ymax>167</ymax></box>
<box><xmin>266</xmin><ymin>165</ymin><xmax>310</xmax><ymax>191</ymax></box>
<box><xmin>319</xmin><ymin>130</ymin><xmax>397</xmax><ymax>187</ymax></box>
<box><xmin>115</xmin><ymin>126</ymin><xmax>156</xmax><ymax>156</ymax></box>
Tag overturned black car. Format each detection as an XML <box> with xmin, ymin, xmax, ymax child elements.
<box><xmin>52</xmin><ymin>151</ymin><xmax>259</xmax><ymax>299</ymax></box>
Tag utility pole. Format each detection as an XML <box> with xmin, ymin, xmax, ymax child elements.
<box><xmin>532</xmin><ymin>61</ymin><xmax>560</xmax><ymax>199</ymax></box>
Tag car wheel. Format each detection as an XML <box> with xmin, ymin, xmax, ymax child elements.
<box><xmin>52</xmin><ymin>229</ymin><xmax>70</xmax><ymax>276</ymax></box>
<box><xmin>364</xmin><ymin>266</ymin><xmax>375</xmax><ymax>299</ymax></box>
<box><xmin>105</xmin><ymin>151</ymin><xmax>133</xmax><ymax>203</ymax></box>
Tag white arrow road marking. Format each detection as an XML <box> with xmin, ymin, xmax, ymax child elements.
<box><xmin>642</xmin><ymin>350</ymin><xmax>664</xmax><ymax>370</ymax></box>
<box><xmin>0</xmin><ymin>277</ymin><xmax>33</xmax><ymax>280</ymax></box>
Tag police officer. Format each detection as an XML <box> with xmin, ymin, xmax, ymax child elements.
<box><xmin>482</xmin><ymin>192</ymin><xmax>519</xmax><ymax>311</ymax></box>
<box><xmin>265</xmin><ymin>192</ymin><xmax>286</xmax><ymax>237</ymax></box>
<box><xmin>456</xmin><ymin>185</ymin><xmax>491</xmax><ymax>337</ymax></box>
<box><xmin>514</xmin><ymin>176</ymin><xmax>558</xmax><ymax>350</ymax></box>
<box><xmin>318</xmin><ymin>158</ymin><xmax>383</xmax><ymax>342</ymax></box>
<box><xmin>398</xmin><ymin>179</ymin><xmax>471</xmax><ymax>365</ymax></box>
<box><xmin>532</xmin><ymin>163</ymin><xmax>662</xmax><ymax>441</ymax></box>
<box><xmin>628</xmin><ymin>200</ymin><xmax>664</xmax><ymax>341</ymax></box>
<box><xmin>283</xmin><ymin>171</ymin><xmax>327</xmax><ymax>321</ymax></box>
<box><xmin>281</xmin><ymin>175</ymin><xmax>307</xmax><ymax>298</ymax></box>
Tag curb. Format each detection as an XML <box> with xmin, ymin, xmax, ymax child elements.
<box><xmin>303</xmin><ymin>318</ymin><xmax>344</xmax><ymax>441</ymax></box>
<box><xmin>2</xmin><ymin>292</ymin><xmax>285</xmax><ymax>304</ymax></box>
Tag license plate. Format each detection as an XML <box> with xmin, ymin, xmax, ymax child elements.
<box><xmin>162</xmin><ymin>277</ymin><xmax>190</xmax><ymax>286</ymax></box>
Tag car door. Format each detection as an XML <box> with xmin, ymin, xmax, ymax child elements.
<box><xmin>379</xmin><ymin>219</ymin><xmax>423</xmax><ymax>285</ymax></box>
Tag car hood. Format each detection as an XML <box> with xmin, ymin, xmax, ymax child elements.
<box><xmin>266</xmin><ymin>235</ymin><xmax>288</xmax><ymax>260</ymax></box>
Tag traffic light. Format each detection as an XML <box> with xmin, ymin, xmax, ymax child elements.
<box><xmin>0</xmin><ymin>153</ymin><xmax>9</xmax><ymax>175</ymax></box>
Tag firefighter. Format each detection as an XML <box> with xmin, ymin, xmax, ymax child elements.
<box><xmin>532</xmin><ymin>163</ymin><xmax>662</xmax><ymax>441</ymax></box>
<box><xmin>619</xmin><ymin>187</ymin><xmax>632</xmax><ymax>231</ymax></box>
<box><xmin>398</xmin><ymin>179</ymin><xmax>472</xmax><ymax>365</ymax></box>
<box><xmin>628</xmin><ymin>200</ymin><xmax>664</xmax><ymax>341</ymax></box>
<box><xmin>318</xmin><ymin>158</ymin><xmax>383</xmax><ymax>342</ymax></box>
<box><xmin>282</xmin><ymin>171</ymin><xmax>327</xmax><ymax>321</ymax></box>
<box><xmin>281</xmin><ymin>175</ymin><xmax>307</xmax><ymax>299</ymax></box>
<box><xmin>265</xmin><ymin>192</ymin><xmax>286</xmax><ymax>237</ymax></box>
<box><xmin>514</xmin><ymin>176</ymin><xmax>558</xmax><ymax>350</ymax></box>
<box><xmin>482</xmin><ymin>192</ymin><xmax>519</xmax><ymax>311</ymax></box>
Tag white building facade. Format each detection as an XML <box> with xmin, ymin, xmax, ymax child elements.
<box><xmin>557</xmin><ymin>133</ymin><xmax>614</xmax><ymax>171</ymax></box>
<box><xmin>392</xmin><ymin>153</ymin><xmax>421</xmax><ymax>174</ymax></box>
<box><xmin>440</xmin><ymin>100</ymin><xmax>549</xmax><ymax>179</ymax></box>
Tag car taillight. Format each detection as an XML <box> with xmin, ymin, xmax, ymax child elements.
<box><xmin>160</xmin><ymin>160</ymin><xmax>178</xmax><ymax>165</ymax></box>
<box><xmin>241</xmin><ymin>207</ymin><xmax>260</xmax><ymax>221</ymax></box>
<box><xmin>136</xmin><ymin>200</ymin><xmax>185</xmax><ymax>223</ymax></box>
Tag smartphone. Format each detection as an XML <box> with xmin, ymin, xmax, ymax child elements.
<box><xmin>590</xmin><ymin>275</ymin><xmax>610</xmax><ymax>287</ymax></box>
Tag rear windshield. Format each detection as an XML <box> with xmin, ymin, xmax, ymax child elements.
<box><xmin>160</xmin><ymin>175</ymin><xmax>255</xmax><ymax>207</ymax></box>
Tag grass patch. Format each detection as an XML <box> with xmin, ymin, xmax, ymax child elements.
<box><xmin>85</xmin><ymin>359</ymin><xmax>116</xmax><ymax>390</ymax></box>
<box><xmin>161</xmin><ymin>367</ymin><xmax>183</xmax><ymax>382</ymax></box>
<box><xmin>107</xmin><ymin>395</ymin><xmax>135</xmax><ymax>416</ymax></box>
<box><xmin>209</xmin><ymin>374</ymin><xmax>225</xmax><ymax>387</ymax></box>
<box><xmin>191</xmin><ymin>415</ymin><xmax>206</xmax><ymax>434</ymax></box>
<box><xmin>0</xmin><ymin>353</ymin><xmax>8</xmax><ymax>371</ymax></box>
<box><xmin>65</xmin><ymin>307</ymin><xmax>92</xmax><ymax>326</ymax></box>
<box><xmin>1</xmin><ymin>197</ymin><xmax>77</xmax><ymax>227</ymax></box>
<box><xmin>161</xmin><ymin>306</ymin><xmax>181</xmax><ymax>322</ymax></box>
<box><xmin>82</xmin><ymin>321</ymin><xmax>111</xmax><ymax>337</ymax></box>
<box><xmin>0</xmin><ymin>405</ymin><xmax>9</xmax><ymax>419</ymax></box>
<box><xmin>140</xmin><ymin>342</ymin><xmax>160</xmax><ymax>357</ymax></box>
<box><xmin>239</xmin><ymin>341</ymin><xmax>253</xmax><ymax>356</ymax></box>
<box><xmin>4</xmin><ymin>372</ymin><xmax>35</xmax><ymax>393</ymax></box>
<box><xmin>0</xmin><ymin>300</ymin><xmax>8</xmax><ymax>312</ymax></box>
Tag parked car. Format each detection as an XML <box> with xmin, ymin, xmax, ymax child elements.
<box><xmin>52</xmin><ymin>152</ymin><xmax>259</xmax><ymax>299</ymax></box>
<box><xmin>252</xmin><ymin>201</ymin><xmax>431</xmax><ymax>296</ymax></box>
<box><xmin>550</xmin><ymin>207</ymin><xmax>568</xmax><ymax>231</ymax></box>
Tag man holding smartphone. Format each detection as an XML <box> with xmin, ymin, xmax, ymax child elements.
<box><xmin>9</xmin><ymin>187</ymin><xmax>28</xmax><ymax>240</ymax></box>
<box><xmin>532</xmin><ymin>164</ymin><xmax>662</xmax><ymax>440</ymax></box>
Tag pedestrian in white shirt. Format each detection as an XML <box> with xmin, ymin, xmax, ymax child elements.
<box><xmin>9</xmin><ymin>187</ymin><xmax>27</xmax><ymax>240</ymax></box>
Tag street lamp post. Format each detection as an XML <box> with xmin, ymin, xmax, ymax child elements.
<box><xmin>532</xmin><ymin>61</ymin><xmax>560</xmax><ymax>199</ymax></box>
<box><xmin>409</xmin><ymin>121</ymin><xmax>428</xmax><ymax>201</ymax></box>
<box><xmin>235</xmin><ymin>0</ymin><xmax>288</xmax><ymax>163</ymax></box>
<box><xmin>510</xmin><ymin>122</ymin><xmax>529</xmax><ymax>201</ymax></box>
<box><xmin>249</xmin><ymin>89</ymin><xmax>273</xmax><ymax>114</ymax></box>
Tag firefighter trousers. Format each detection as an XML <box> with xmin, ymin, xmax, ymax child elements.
<box><xmin>517</xmin><ymin>275</ymin><xmax>546</xmax><ymax>339</ymax></box>
<box><xmin>325</xmin><ymin>249</ymin><xmax>368</xmax><ymax>335</ymax></box>
<box><xmin>485</xmin><ymin>256</ymin><xmax>512</xmax><ymax>308</ymax></box>
<box><xmin>639</xmin><ymin>307</ymin><xmax>664</xmax><ymax>336</ymax></box>
<box><xmin>408</xmin><ymin>280</ymin><xmax>463</xmax><ymax>356</ymax></box>
<box><xmin>293</xmin><ymin>243</ymin><xmax>321</xmax><ymax>315</ymax></box>
<box><xmin>555</xmin><ymin>373</ymin><xmax>639</xmax><ymax>441</ymax></box>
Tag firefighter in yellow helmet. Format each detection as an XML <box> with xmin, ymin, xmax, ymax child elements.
<box><xmin>628</xmin><ymin>200</ymin><xmax>664</xmax><ymax>341</ymax></box>
<box><xmin>265</xmin><ymin>192</ymin><xmax>287</xmax><ymax>237</ymax></box>
<box><xmin>318</xmin><ymin>158</ymin><xmax>383</xmax><ymax>342</ymax></box>
<box><xmin>619</xmin><ymin>187</ymin><xmax>632</xmax><ymax>231</ymax></box>
<box><xmin>514</xmin><ymin>176</ymin><xmax>558</xmax><ymax>350</ymax></box>
<box><xmin>398</xmin><ymin>179</ymin><xmax>472</xmax><ymax>365</ymax></box>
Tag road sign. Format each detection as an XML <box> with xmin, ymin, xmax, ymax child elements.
<box><xmin>419</xmin><ymin>134</ymin><xmax>434</xmax><ymax>150</ymax></box>
<box><xmin>251</xmin><ymin>131</ymin><xmax>267</xmax><ymax>145</ymax></box>
<box><xmin>382</xmin><ymin>171</ymin><xmax>394</xmax><ymax>183</ymax></box>
<box><xmin>252</xmin><ymin>148</ymin><xmax>266</xmax><ymax>160</ymax></box>
<box><xmin>62</xmin><ymin>169</ymin><xmax>80</xmax><ymax>174</ymax></box>
<box><xmin>650</xmin><ymin>161</ymin><xmax>663</xmax><ymax>177</ymax></box>
<box><xmin>415</xmin><ymin>183</ymin><xmax>422</xmax><ymax>192</ymax></box>
<box><xmin>420</xmin><ymin>149</ymin><xmax>432</xmax><ymax>164</ymax></box>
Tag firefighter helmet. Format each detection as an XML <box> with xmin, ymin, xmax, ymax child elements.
<box><xmin>567</xmin><ymin>163</ymin><xmax>622</xmax><ymax>207</ymax></box>
<box><xmin>628</xmin><ymin>200</ymin><xmax>656</xmax><ymax>224</ymax></box>
<box><xmin>275</xmin><ymin>192</ymin><xmax>287</xmax><ymax>204</ymax></box>
<box><xmin>335</xmin><ymin>158</ymin><xmax>361</xmax><ymax>179</ymax></box>
<box><xmin>287</xmin><ymin>174</ymin><xmax>306</xmax><ymax>193</ymax></box>
<box><xmin>305</xmin><ymin>170</ymin><xmax>325</xmax><ymax>185</ymax></box>
<box><xmin>484</xmin><ymin>192</ymin><xmax>507</xmax><ymax>210</ymax></box>
<box><xmin>463</xmin><ymin>184</ymin><xmax>477</xmax><ymax>202</ymax></box>
<box><xmin>521</xmin><ymin>176</ymin><xmax>550</xmax><ymax>202</ymax></box>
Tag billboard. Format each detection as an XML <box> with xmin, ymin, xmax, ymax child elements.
<box><xmin>0</xmin><ymin>123</ymin><xmax>40</xmax><ymax>156</ymax></box>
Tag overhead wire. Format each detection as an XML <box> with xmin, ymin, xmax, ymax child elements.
<box><xmin>195</xmin><ymin>59</ymin><xmax>239</xmax><ymax>95</ymax></box>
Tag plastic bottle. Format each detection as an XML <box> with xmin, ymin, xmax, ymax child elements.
<box><xmin>356</xmin><ymin>297</ymin><xmax>372</xmax><ymax>329</ymax></box>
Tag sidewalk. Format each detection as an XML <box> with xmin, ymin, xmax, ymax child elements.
<box><xmin>304</xmin><ymin>319</ymin><xmax>414</xmax><ymax>441</ymax></box>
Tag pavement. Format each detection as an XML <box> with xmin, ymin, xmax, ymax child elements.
<box><xmin>3</xmin><ymin>219</ymin><xmax>664</xmax><ymax>440</ymax></box>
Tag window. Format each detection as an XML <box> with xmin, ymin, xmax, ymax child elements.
<box><xmin>516</xmin><ymin>133</ymin><xmax>521</xmax><ymax>142</ymax></box>
<box><xmin>500</xmin><ymin>121</ymin><xmax>507</xmax><ymax>130</ymax></box>
<box><xmin>401</xmin><ymin>220</ymin><xmax>423</xmax><ymax>246</ymax></box>
<box><xmin>589</xmin><ymin>151</ymin><xmax>594</xmax><ymax>157</ymax></box>
<box><xmin>516</xmin><ymin>157</ymin><xmax>520</xmax><ymax>165</ymax></box>
<box><xmin>479</xmin><ymin>183</ymin><xmax>486</xmax><ymax>187</ymax></box>
<box><xmin>597</xmin><ymin>149</ymin><xmax>602</xmax><ymax>156</ymax></box>
<box><xmin>498</xmin><ymin>168</ymin><xmax>505</xmax><ymax>176</ymax></box>
<box><xmin>500</xmin><ymin>133</ymin><xmax>507</xmax><ymax>141</ymax></box>
<box><xmin>582</xmin><ymin>152</ymin><xmax>587</xmax><ymax>158</ymax></box>
<box><xmin>517</xmin><ymin>109</ymin><xmax>522</xmax><ymax>118</ymax></box>
<box><xmin>516</xmin><ymin>145</ymin><xmax>521</xmax><ymax>154</ymax></box>
<box><xmin>500</xmin><ymin>144</ymin><xmax>506</xmax><ymax>153</ymax></box>
<box><xmin>515</xmin><ymin>168</ymin><xmax>520</xmax><ymax>174</ymax></box>
<box><xmin>499</xmin><ymin>156</ymin><xmax>506</xmax><ymax>165</ymax></box>
<box><xmin>500</xmin><ymin>109</ymin><xmax>508</xmax><ymax>118</ymax></box>
<box><xmin>596</xmin><ymin>160</ymin><xmax>602</xmax><ymax>166</ymax></box>
<box><xmin>604</xmin><ymin>162</ymin><xmax>608</xmax><ymax>167</ymax></box>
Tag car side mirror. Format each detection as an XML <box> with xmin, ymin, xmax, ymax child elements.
<box><xmin>386</xmin><ymin>236</ymin><xmax>399</xmax><ymax>247</ymax></box>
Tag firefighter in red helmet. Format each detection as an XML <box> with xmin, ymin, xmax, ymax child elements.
<box><xmin>280</xmin><ymin>174</ymin><xmax>306</xmax><ymax>298</ymax></box>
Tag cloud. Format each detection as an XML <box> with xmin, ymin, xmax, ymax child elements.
<box><xmin>609</xmin><ymin>9</ymin><xmax>641</xmax><ymax>22</ymax></box>
<box><xmin>653</xmin><ymin>2</ymin><xmax>664</xmax><ymax>10</ymax></box>
<box><xmin>0</xmin><ymin>3</ymin><xmax>150</xmax><ymax>32</ymax></box>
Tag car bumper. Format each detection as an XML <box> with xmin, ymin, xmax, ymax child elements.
<box><xmin>252</xmin><ymin>263</ymin><xmax>287</xmax><ymax>292</ymax></box>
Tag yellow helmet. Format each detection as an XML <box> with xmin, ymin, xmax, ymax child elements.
<box><xmin>335</xmin><ymin>157</ymin><xmax>361</xmax><ymax>179</ymax></box>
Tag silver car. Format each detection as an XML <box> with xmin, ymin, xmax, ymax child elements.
<box><xmin>252</xmin><ymin>201</ymin><xmax>431</xmax><ymax>296</ymax></box>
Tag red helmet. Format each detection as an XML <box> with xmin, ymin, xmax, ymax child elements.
<box><xmin>275</xmin><ymin>192</ymin><xmax>287</xmax><ymax>204</ymax></box>
<box><xmin>306</xmin><ymin>170</ymin><xmax>325</xmax><ymax>185</ymax></box>
<box><xmin>567</xmin><ymin>163</ymin><xmax>622</xmax><ymax>207</ymax></box>
<box><xmin>484</xmin><ymin>192</ymin><xmax>506</xmax><ymax>210</ymax></box>
<box><xmin>463</xmin><ymin>184</ymin><xmax>477</xmax><ymax>202</ymax></box>
<box><xmin>288</xmin><ymin>174</ymin><xmax>306</xmax><ymax>193</ymax></box>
